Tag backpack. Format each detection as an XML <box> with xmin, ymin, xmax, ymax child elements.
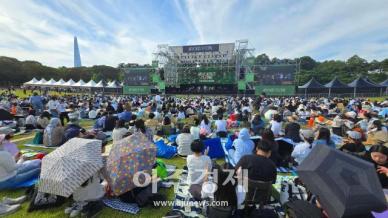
<box><xmin>155</xmin><ymin>159</ymin><xmax>168</xmax><ymax>180</ymax></box>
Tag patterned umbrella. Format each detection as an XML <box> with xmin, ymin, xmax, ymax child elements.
<box><xmin>39</xmin><ymin>138</ymin><xmax>103</xmax><ymax>197</ymax></box>
<box><xmin>106</xmin><ymin>132</ymin><xmax>156</xmax><ymax>196</ymax></box>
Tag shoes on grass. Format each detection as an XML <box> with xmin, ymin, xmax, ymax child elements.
<box><xmin>0</xmin><ymin>203</ymin><xmax>21</xmax><ymax>216</ymax></box>
<box><xmin>2</xmin><ymin>195</ymin><xmax>27</xmax><ymax>205</ymax></box>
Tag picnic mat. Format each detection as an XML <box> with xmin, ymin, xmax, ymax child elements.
<box><xmin>172</xmin><ymin>171</ymin><xmax>205</xmax><ymax>218</ymax></box>
<box><xmin>24</xmin><ymin>144</ymin><xmax>56</xmax><ymax>149</ymax></box>
<box><xmin>20</xmin><ymin>149</ymin><xmax>46</xmax><ymax>160</ymax></box>
<box><xmin>102</xmin><ymin>198</ymin><xmax>140</xmax><ymax>214</ymax></box>
<box><xmin>272</xmin><ymin>174</ymin><xmax>299</xmax><ymax>200</ymax></box>
<box><xmin>277</xmin><ymin>167</ymin><xmax>297</xmax><ymax>174</ymax></box>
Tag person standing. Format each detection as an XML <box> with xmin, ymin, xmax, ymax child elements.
<box><xmin>29</xmin><ymin>92</ymin><xmax>43</xmax><ymax>115</ymax></box>
<box><xmin>47</xmin><ymin>96</ymin><xmax>59</xmax><ymax>118</ymax></box>
<box><xmin>57</xmin><ymin>99</ymin><xmax>69</xmax><ymax>126</ymax></box>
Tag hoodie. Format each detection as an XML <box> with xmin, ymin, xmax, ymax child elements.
<box><xmin>231</xmin><ymin>128</ymin><xmax>254</xmax><ymax>164</ymax></box>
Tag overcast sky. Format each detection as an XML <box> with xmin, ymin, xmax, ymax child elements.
<box><xmin>0</xmin><ymin>0</ymin><xmax>387</xmax><ymax>67</ymax></box>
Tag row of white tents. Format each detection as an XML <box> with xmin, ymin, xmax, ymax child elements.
<box><xmin>24</xmin><ymin>78</ymin><xmax>123</xmax><ymax>89</ymax></box>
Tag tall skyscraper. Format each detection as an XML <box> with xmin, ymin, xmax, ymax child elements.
<box><xmin>74</xmin><ymin>36</ymin><xmax>82</xmax><ymax>67</ymax></box>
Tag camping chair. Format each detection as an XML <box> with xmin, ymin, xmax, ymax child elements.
<box><xmin>244</xmin><ymin>179</ymin><xmax>272</xmax><ymax>215</ymax></box>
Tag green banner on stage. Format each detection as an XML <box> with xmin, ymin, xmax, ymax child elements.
<box><xmin>158</xmin><ymin>81</ymin><xmax>165</xmax><ymax>90</ymax></box>
<box><xmin>255</xmin><ymin>85</ymin><xmax>295</xmax><ymax>96</ymax></box>
<box><xmin>152</xmin><ymin>74</ymin><xmax>160</xmax><ymax>83</ymax></box>
<box><xmin>245</xmin><ymin>72</ymin><xmax>254</xmax><ymax>82</ymax></box>
<box><xmin>123</xmin><ymin>86</ymin><xmax>150</xmax><ymax>95</ymax></box>
<box><xmin>238</xmin><ymin>81</ymin><xmax>246</xmax><ymax>90</ymax></box>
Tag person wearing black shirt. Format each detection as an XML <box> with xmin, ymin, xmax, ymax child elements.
<box><xmin>235</xmin><ymin>140</ymin><xmax>277</xmax><ymax>183</ymax></box>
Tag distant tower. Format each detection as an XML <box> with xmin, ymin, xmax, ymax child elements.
<box><xmin>74</xmin><ymin>36</ymin><xmax>82</xmax><ymax>67</ymax></box>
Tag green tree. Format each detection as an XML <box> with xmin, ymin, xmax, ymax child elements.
<box><xmin>255</xmin><ymin>53</ymin><xmax>270</xmax><ymax>65</ymax></box>
<box><xmin>299</xmin><ymin>56</ymin><xmax>317</xmax><ymax>71</ymax></box>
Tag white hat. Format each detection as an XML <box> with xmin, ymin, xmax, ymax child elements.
<box><xmin>345</xmin><ymin>111</ymin><xmax>357</xmax><ymax>119</ymax></box>
<box><xmin>346</xmin><ymin>131</ymin><xmax>361</xmax><ymax>140</ymax></box>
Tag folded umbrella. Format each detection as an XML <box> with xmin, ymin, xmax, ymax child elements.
<box><xmin>297</xmin><ymin>145</ymin><xmax>387</xmax><ymax>218</ymax></box>
<box><xmin>39</xmin><ymin>138</ymin><xmax>103</xmax><ymax>197</ymax></box>
<box><xmin>106</xmin><ymin>132</ymin><xmax>156</xmax><ymax>196</ymax></box>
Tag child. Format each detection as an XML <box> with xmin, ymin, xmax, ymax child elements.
<box><xmin>187</xmin><ymin>140</ymin><xmax>212</xmax><ymax>201</ymax></box>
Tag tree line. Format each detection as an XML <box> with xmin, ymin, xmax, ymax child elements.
<box><xmin>0</xmin><ymin>54</ymin><xmax>387</xmax><ymax>86</ymax></box>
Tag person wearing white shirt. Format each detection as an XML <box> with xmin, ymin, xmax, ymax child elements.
<box><xmin>214</xmin><ymin>115</ymin><xmax>227</xmax><ymax>137</ymax></box>
<box><xmin>190</xmin><ymin>118</ymin><xmax>201</xmax><ymax>140</ymax></box>
<box><xmin>200</xmin><ymin>115</ymin><xmax>212</xmax><ymax>135</ymax></box>
<box><xmin>112</xmin><ymin>120</ymin><xmax>128</xmax><ymax>143</ymax></box>
<box><xmin>291</xmin><ymin>130</ymin><xmax>315</xmax><ymax>165</ymax></box>
<box><xmin>270</xmin><ymin>114</ymin><xmax>283</xmax><ymax>137</ymax></box>
<box><xmin>57</xmin><ymin>99</ymin><xmax>68</xmax><ymax>126</ymax></box>
<box><xmin>187</xmin><ymin>140</ymin><xmax>212</xmax><ymax>200</ymax></box>
<box><xmin>47</xmin><ymin>97</ymin><xmax>59</xmax><ymax>118</ymax></box>
<box><xmin>176</xmin><ymin>125</ymin><xmax>194</xmax><ymax>156</ymax></box>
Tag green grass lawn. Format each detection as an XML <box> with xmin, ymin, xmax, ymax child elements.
<box><xmin>0</xmin><ymin>119</ymin><xmax>222</xmax><ymax>218</ymax></box>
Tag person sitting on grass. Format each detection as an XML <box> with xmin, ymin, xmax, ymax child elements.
<box><xmin>25</xmin><ymin>109</ymin><xmax>37</xmax><ymax>130</ymax></box>
<box><xmin>228</xmin><ymin>128</ymin><xmax>254</xmax><ymax>166</ymax></box>
<box><xmin>0</xmin><ymin>134</ymin><xmax>41</xmax><ymax>190</ymax></box>
<box><xmin>112</xmin><ymin>119</ymin><xmax>128</xmax><ymax>143</ymax></box>
<box><xmin>313</xmin><ymin>127</ymin><xmax>335</xmax><ymax>148</ymax></box>
<box><xmin>187</xmin><ymin>139</ymin><xmax>212</xmax><ymax>201</ymax></box>
<box><xmin>36</xmin><ymin>111</ymin><xmax>51</xmax><ymax>129</ymax></box>
<box><xmin>291</xmin><ymin>129</ymin><xmax>315</xmax><ymax>165</ymax></box>
<box><xmin>117</xmin><ymin>103</ymin><xmax>132</xmax><ymax>122</ymax></box>
<box><xmin>176</xmin><ymin>125</ymin><xmax>194</xmax><ymax>157</ymax></box>
<box><xmin>190</xmin><ymin>118</ymin><xmax>201</xmax><ymax>140</ymax></box>
<box><xmin>235</xmin><ymin>140</ymin><xmax>277</xmax><ymax>207</ymax></box>
<box><xmin>0</xmin><ymin>127</ymin><xmax>20</xmax><ymax>161</ymax></box>
<box><xmin>339</xmin><ymin>131</ymin><xmax>366</xmax><ymax>157</ymax></box>
<box><xmin>43</xmin><ymin>118</ymin><xmax>64</xmax><ymax>147</ymax></box>
<box><xmin>251</xmin><ymin>114</ymin><xmax>265</xmax><ymax>136</ymax></box>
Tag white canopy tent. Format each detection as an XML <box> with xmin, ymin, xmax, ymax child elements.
<box><xmin>37</xmin><ymin>78</ymin><xmax>47</xmax><ymax>85</ymax></box>
<box><xmin>73</xmin><ymin>79</ymin><xmax>86</xmax><ymax>87</ymax></box>
<box><xmin>82</xmin><ymin>80</ymin><xmax>97</xmax><ymax>88</ymax></box>
<box><xmin>106</xmin><ymin>80</ymin><xmax>120</xmax><ymax>89</ymax></box>
<box><xmin>54</xmin><ymin>79</ymin><xmax>65</xmax><ymax>86</ymax></box>
<box><xmin>23</xmin><ymin>78</ymin><xmax>123</xmax><ymax>89</ymax></box>
<box><xmin>95</xmin><ymin>80</ymin><xmax>104</xmax><ymax>88</ymax></box>
<box><xmin>24</xmin><ymin>78</ymin><xmax>38</xmax><ymax>86</ymax></box>
<box><xmin>63</xmin><ymin>79</ymin><xmax>76</xmax><ymax>86</ymax></box>
<box><xmin>44</xmin><ymin>78</ymin><xmax>57</xmax><ymax>86</ymax></box>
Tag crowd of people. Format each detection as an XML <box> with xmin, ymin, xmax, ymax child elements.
<box><xmin>0</xmin><ymin>90</ymin><xmax>388</xmax><ymax>217</ymax></box>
